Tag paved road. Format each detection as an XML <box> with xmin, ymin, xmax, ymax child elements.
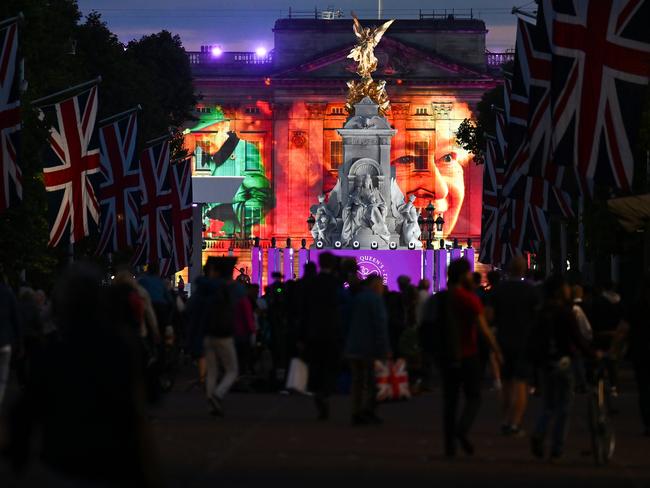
<box><xmin>150</xmin><ymin>379</ymin><xmax>650</xmax><ymax>488</ymax></box>
<box><xmin>3</xmin><ymin>376</ymin><xmax>650</xmax><ymax>487</ymax></box>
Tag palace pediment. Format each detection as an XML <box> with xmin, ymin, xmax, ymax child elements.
<box><xmin>273</xmin><ymin>36</ymin><xmax>491</xmax><ymax>81</ymax></box>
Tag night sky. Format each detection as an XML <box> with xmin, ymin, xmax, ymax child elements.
<box><xmin>76</xmin><ymin>0</ymin><xmax>522</xmax><ymax>53</ymax></box>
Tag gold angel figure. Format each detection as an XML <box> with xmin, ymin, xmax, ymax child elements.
<box><xmin>347</xmin><ymin>13</ymin><xmax>395</xmax><ymax>79</ymax></box>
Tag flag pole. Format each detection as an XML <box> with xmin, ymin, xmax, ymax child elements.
<box><xmin>98</xmin><ymin>104</ymin><xmax>142</xmax><ymax>126</ymax></box>
<box><xmin>0</xmin><ymin>13</ymin><xmax>24</xmax><ymax>29</ymax></box>
<box><xmin>144</xmin><ymin>133</ymin><xmax>172</xmax><ymax>147</ymax></box>
<box><xmin>511</xmin><ymin>7</ymin><xmax>537</xmax><ymax>21</ymax></box>
<box><xmin>32</xmin><ymin>77</ymin><xmax>102</xmax><ymax>106</ymax></box>
<box><xmin>545</xmin><ymin>223</ymin><xmax>552</xmax><ymax>277</ymax></box>
<box><xmin>577</xmin><ymin>196</ymin><xmax>585</xmax><ymax>274</ymax></box>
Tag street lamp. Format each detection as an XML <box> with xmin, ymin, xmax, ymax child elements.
<box><xmin>424</xmin><ymin>201</ymin><xmax>436</xmax><ymax>249</ymax></box>
<box><xmin>435</xmin><ymin>213</ymin><xmax>445</xmax><ymax>233</ymax></box>
<box><xmin>417</xmin><ymin>210</ymin><xmax>425</xmax><ymax>248</ymax></box>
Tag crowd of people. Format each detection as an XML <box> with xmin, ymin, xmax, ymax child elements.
<box><xmin>0</xmin><ymin>252</ymin><xmax>649</xmax><ymax>484</ymax></box>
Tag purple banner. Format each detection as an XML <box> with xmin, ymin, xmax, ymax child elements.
<box><xmin>450</xmin><ymin>248</ymin><xmax>462</xmax><ymax>263</ymax></box>
<box><xmin>251</xmin><ymin>246</ymin><xmax>263</xmax><ymax>290</ymax></box>
<box><xmin>283</xmin><ymin>247</ymin><xmax>294</xmax><ymax>281</ymax></box>
<box><xmin>434</xmin><ymin>249</ymin><xmax>448</xmax><ymax>292</ymax></box>
<box><xmin>267</xmin><ymin>248</ymin><xmax>281</xmax><ymax>284</ymax></box>
<box><xmin>298</xmin><ymin>248</ymin><xmax>309</xmax><ymax>278</ymax></box>
<box><xmin>310</xmin><ymin>249</ymin><xmax>423</xmax><ymax>291</ymax></box>
<box><xmin>464</xmin><ymin>247</ymin><xmax>475</xmax><ymax>272</ymax></box>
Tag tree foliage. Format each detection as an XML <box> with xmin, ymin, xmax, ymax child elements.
<box><xmin>0</xmin><ymin>1</ymin><xmax>197</xmax><ymax>287</ymax></box>
<box><xmin>456</xmin><ymin>83</ymin><xmax>504</xmax><ymax>164</ymax></box>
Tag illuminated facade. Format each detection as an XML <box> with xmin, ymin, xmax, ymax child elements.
<box><xmin>184</xmin><ymin>16</ymin><xmax>504</xmax><ymax>269</ymax></box>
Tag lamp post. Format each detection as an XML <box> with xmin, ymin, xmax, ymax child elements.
<box><xmin>417</xmin><ymin>210</ymin><xmax>425</xmax><ymax>249</ymax></box>
<box><xmin>435</xmin><ymin>213</ymin><xmax>445</xmax><ymax>233</ymax></box>
<box><xmin>425</xmin><ymin>201</ymin><xmax>436</xmax><ymax>249</ymax></box>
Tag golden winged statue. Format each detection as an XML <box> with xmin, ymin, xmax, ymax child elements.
<box><xmin>345</xmin><ymin>13</ymin><xmax>395</xmax><ymax>115</ymax></box>
<box><xmin>347</xmin><ymin>14</ymin><xmax>394</xmax><ymax>78</ymax></box>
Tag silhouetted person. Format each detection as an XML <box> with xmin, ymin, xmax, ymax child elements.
<box><xmin>528</xmin><ymin>275</ymin><xmax>596</xmax><ymax>460</ymax></box>
<box><xmin>420</xmin><ymin>258</ymin><xmax>502</xmax><ymax>457</ymax></box>
<box><xmin>486</xmin><ymin>256</ymin><xmax>538</xmax><ymax>436</ymax></box>
<box><xmin>299</xmin><ymin>252</ymin><xmax>343</xmax><ymax>420</ymax></box>
<box><xmin>0</xmin><ymin>272</ymin><xmax>20</xmax><ymax>409</ymax></box>
<box><xmin>138</xmin><ymin>262</ymin><xmax>172</xmax><ymax>339</ymax></box>
<box><xmin>190</xmin><ymin>256</ymin><xmax>248</xmax><ymax>416</ymax></box>
<box><xmin>4</xmin><ymin>263</ymin><xmax>160</xmax><ymax>487</ymax></box>
<box><xmin>590</xmin><ymin>280</ymin><xmax>624</xmax><ymax>396</ymax></box>
<box><xmin>345</xmin><ymin>275</ymin><xmax>391</xmax><ymax>426</ymax></box>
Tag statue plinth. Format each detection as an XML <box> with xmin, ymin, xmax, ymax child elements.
<box><xmin>309</xmin><ymin>98</ymin><xmax>421</xmax><ymax>250</ymax></box>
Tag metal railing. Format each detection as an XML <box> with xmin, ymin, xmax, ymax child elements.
<box><xmin>419</xmin><ymin>9</ymin><xmax>475</xmax><ymax>20</ymax></box>
<box><xmin>286</xmin><ymin>7</ymin><xmax>342</xmax><ymax>19</ymax></box>
<box><xmin>486</xmin><ymin>50</ymin><xmax>515</xmax><ymax>67</ymax></box>
<box><xmin>189</xmin><ymin>49</ymin><xmax>273</xmax><ymax>66</ymax></box>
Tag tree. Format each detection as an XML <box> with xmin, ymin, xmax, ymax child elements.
<box><xmin>456</xmin><ymin>84</ymin><xmax>504</xmax><ymax>164</ymax></box>
<box><xmin>0</xmin><ymin>2</ymin><xmax>197</xmax><ymax>286</ymax></box>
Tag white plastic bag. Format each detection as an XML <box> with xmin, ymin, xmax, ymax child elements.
<box><xmin>285</xmin><ymin>358</ymin><xmax>309</xmax><ymax>394</ymax></box>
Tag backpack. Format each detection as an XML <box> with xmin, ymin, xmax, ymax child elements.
<box><xmin>419</xmin><ymin>291</ymin><xmax>461</xmax><ymax>366</ymax></box>
<box><xmin>202</xmin><ymin>282</ymin><xmax>235</xmax><ymax>338</ymax></box>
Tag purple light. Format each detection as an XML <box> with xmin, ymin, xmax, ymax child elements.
<box><xmin>255</xmin><ymin>46</ymin><xmax>267</xmax><ymax>57</ymax></box>
<box><xmin>210</xmin><ymin>46</ymin><xmax>223</xmax><ymax>57</ymax></box>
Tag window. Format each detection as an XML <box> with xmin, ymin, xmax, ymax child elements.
<box><xmin>244</xmin><ymin>206</ymin><xmax>262</xmax><ymax>237</ymax></box>
<box><xmin>331</xmin><ymin>106</ymin><xmax>345</xmax><ymax>115</ymax></box>
<box><xmin>413</xmin><ymin>141</ymin><xmax>429</xmax><ymax>170</ymax></box>
<box><xmin>245</xmin><ymin>107</ymin><xmax>260</xmax><ymax>115</ymax></box>
<box><xmin>195</xmin><ymin>140</ymin><xmax>212</xmax><ymax>171</ymax></box>
<box><xmin>245</xmin><ymin>141</ymin><xmax>261</xmax><ymax>171</ymax></box>
<box><xmin>415</xmin><ymin>107</ymin><xmax>428</xmax><ymax>115</ymax></box>
<box><xmin>196</xmin><ymin>106</ymin><xmax>211</xmax><ymax>114</ymax></box>
<box><xmin>330</xmin><ymin>140</ymin><xmax>343</xmax><ymax>170</ymax></box>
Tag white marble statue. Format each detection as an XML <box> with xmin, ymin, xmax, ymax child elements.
<box><xmin>310</xmin><ymin>193</ymin><xmax>337</xmax><ymax>245</ymax></box>
<box><xmin>341</xmin><ymin>174</ymin><xmax>391</xmax><ymax>246</ymax></box>
<box><xmin>399</xmin><ymin>194</ymin><xmax>421</xmax><ymax>247</ymax></box>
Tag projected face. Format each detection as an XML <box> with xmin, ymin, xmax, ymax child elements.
<box><xmin>190</xmin><ymin>112</ymin><xmax>273</xmax><ymax>239</ymax></box>
<box><xmin>392</xmin><ymin>150</ymin><xmax>467</xmax><ymax>237</ymax></box>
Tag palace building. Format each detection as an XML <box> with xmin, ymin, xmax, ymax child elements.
<box><xmin>183</xmin><ymin>11</ymin><xmax>509</xmax><ymax>274</ymax></box>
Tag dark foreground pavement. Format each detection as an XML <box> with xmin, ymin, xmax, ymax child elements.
<box><xmin>2</xmin><ymin>377</ymin><xmax>650</xmax><ymax>487</ymax></box>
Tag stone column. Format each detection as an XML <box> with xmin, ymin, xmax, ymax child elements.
<box><xmin>272</xmin><ymin>102</ymin><xmax>291</xmax><ymax>237</ymax></box>
<box><xmin>306</xmin><ymin>102</ymin><xmax>327</xmax><ymax>235</ymax></box>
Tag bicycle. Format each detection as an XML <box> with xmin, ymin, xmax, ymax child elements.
<box><xmin>587</xmin><ymin>358</ymin><xmax>615</xmax><ymax>466</ymax></box>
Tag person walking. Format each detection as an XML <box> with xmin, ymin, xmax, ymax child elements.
<box><xmin>298</xmin><ymin>252</ymin><xmax>344</xmax><ymax>420</ymax></box>
<box><xmin>420</xmin><ymin>258</ymin><xmax>502</xmax><ymax>457</ymax></box>
<box><xmin>486</xmin><ymin>257</ymin><xmax>539</xmax><ymax>436</ymax></box>
<box><xmin>138</xmin><ymin>262</ymin><xmax>174</xmax><ymax>337</ymax></box>
<box><xmin>345</xmin><ymin>275</ymin><xmax>391</xmax><ymax>426</ymax></box>
<box><xmin>5</xmin><ymin>263</ymin><xmax>160</xmax><ymax>487</ymax></box>
<box><xmin>590</xmin><ymin>281</ymin><xmax>624</xmax><ymax>397</ymax></box>
<box><xmin>199</xmin><ymin>256</ymin><xmax>248</xmax><ymax>417</ymax></box>
<box><xmin>0</xmin><ymin>272</ymin><xmax>20</xmax><ymax>409</ymax></box>
<box><xmin>529</xmin><ymin>275</ymin><xmax>597</xmax><ymax>460</ymax></box>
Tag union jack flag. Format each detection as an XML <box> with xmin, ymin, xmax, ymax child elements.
<box><xmin>161</xmin><ymin>158</ymin><xmax>193</xmax><ymax>275</ymax></box>
<box><xmin>0</xmin><ymin>19</ymin><xmax>21</xmax><ymax>212</ymax></box>
<box><xmin>132</xmin><ymin>137</ymin><xmax>172</xmax><ymax>267</ymax></box>
<box><xmin>547</xmin><ymin>0</ymin><xmax>650</xmax><ymax>192</ymax></box>
<box><xmin>96</xmin><ymin>109</ymin><xmax>140</xmax><ymax>254</ymax></box>
<box><xmin>502</xmin><ymin>15</ymin><xmax>577</xmax><ymax>218</ymax></box>
<box><xmin>374</xmin><ymin>359</ymin><xmax>410</xmax><ymax>402</ymax></box>
<box><xmin>479</xmin><ymin>137</ymin><xmax>502</xmax><ymax>265</ymax></box>
<box><xmin>42</xmin><ymin>85</ymin><xmax>100</xmax><ymax>247</ymax></box>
